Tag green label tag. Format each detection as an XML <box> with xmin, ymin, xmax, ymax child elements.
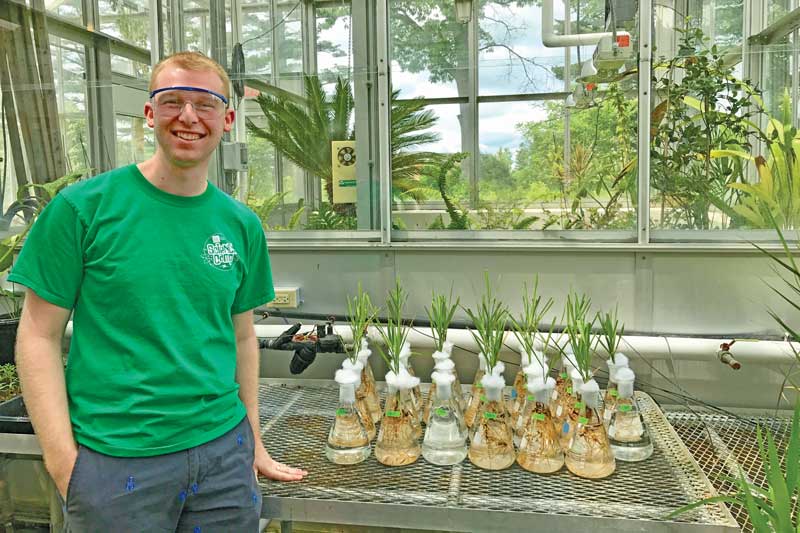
<box><xmin>476</xmin><ymin>383</ymin><xmax>483</xmax><ymax>389</ymax></box>
<box><xmin>560</xmin><ymin>372</ymin><xmax>568</xmax><ymax>379</ymax></box>
<box><xmin>386</xmin><ymin>410</ymin><xmax>401</xmax><ymax>418</ymax></box>
<box><xmin>578</xmin><ymin>416</ymin><xmax>589</xmax><ymax>424</ymax></box>
<box><xmin>609</xmin><ymin>388</ymin><xmax>618</xmax><ymax>397</ymax></box>
<box><xmin>532</xmin><ymin>412</ymin><xmax>546</xmax><ymax>421</ymax></box>
<box><xmin>481</xmin><ymin>395</ymin><xmax>487</xmax><ymax>402</ymax></box>
<box><xmin>436</xmin><ymin>408</ymin><xmax>447</xmax><ymax>417</ymax></box>
<box><xmin>526</xmin><ymin>394</ymin><xmax>534</xmax><ymax>401</ymax></box>
<box><xmin>574</xmin><ymin>402</ymin><xmax>584</xmax><ymax>410</ymax></box>
<box><xmin>567</xmin><ymin>387</ymin><xmax>573</xmax><ymax>395</ymax></box>
<box><xmin>338</xmin><ymin>179</ymin><xmax>357</xmax><ymax>187</ymax></box>
<box><xmin>483</xmin><ymin>412</ymin><xmax>497</xmax><ymax>420</ymax></box>
<box><xmin>336</xmin><ymin>408</ymin><xmax>348</xmax><ymax>416</ymax></box>
<box><xmin>618</xmin><ymin>404</ymin><xmax>633</xmax><ymax>413</ymax></box>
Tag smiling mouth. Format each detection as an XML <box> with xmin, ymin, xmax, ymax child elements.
<box><xmin>173</xmin><ymin>131</ymin><xmax>204</xmax><ymax>141</ymax></box>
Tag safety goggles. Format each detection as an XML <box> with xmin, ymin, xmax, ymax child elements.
<box><xmin>149</xmin><ymin>86</ymin><xmax>229</xmax><ymax>119</ymax></box>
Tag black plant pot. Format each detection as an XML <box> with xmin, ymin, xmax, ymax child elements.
<box><xmin>0</xmin><ymin>316</ymin><xmax>19</xmax><ymax>365</ymax></box>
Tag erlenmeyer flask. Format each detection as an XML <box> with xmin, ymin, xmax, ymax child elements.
<box><xmin>509</xmin><ymin>348</ymin><xmax>536</xmax><ymax>423</ymax></box>
<box><xmin>342</xmin><ymin>359</ymin><xmax>376</xmax><ymax>440</ymax></box>
<box><xmin>357</xmin><ymin>344</ymin><xmax>383</xmax><ymax>424</ymax></box>
<box><xmin>558</xmin><ymin>370</ymin><xmax>584</xmax><ymax>450</ymax></box>
<box><xmin>565</xmin><ymin>379</ymin><xmax>616</xmax><ymax>479</ymax></box>
<box><xmin>517</xmin><ymin>374</ymin><xmax>564</xmax><ymax>473</ymax></box>
<box><xmin>399</xmin><ymin>342</ymin><xmax>422</xmax><ymax>417</ymax></box>
<box><xmin>422</xmin><ymin>371</ymin><xmax>468</xmax><ymax>465</ymax></box>
<box><xmin>464</xmin><ymin>355</ymin><xmax>487</xmax><ymax>428</ymax></box>
<box><xmin>325</xmin><ymin>369</ymin><xmax>371</xmax><ymax>464</ymax></box>
<box><xmin>375</xmin><ymin>370</ymin><xmax>421</xmax><ymax>466</ymax></box>
<box><xmin>468</xmin><ymin>372</ymin><xmax>516</xmax><ymax>470</ymax></box>
<box><xmin>552</xmin><ymin>351</ymin><xmax>577</xmax><ymax>421</ymax></box>
<box><xmin>603</xmin><ymin>352</ymin><xmax>629</xmax><ymax>425</ymax></box>
<box><xmin>512</xmin><ymin>363</ymin><xmax>546</xmax><ymax>438</ymax></box>
<box><xmin>423</xmin><ymin>358</ymin><xmax>462</xmax><ymax>424</ymax></box>
<box><xmin>608</xmin><ymin>367</ymin><xmax>652</xmax><ymax>462</ymax></box>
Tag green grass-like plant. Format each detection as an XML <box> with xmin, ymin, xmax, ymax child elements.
<box><xmin>511</xmin><ymin>276</ymin><xmax>554</xmax><ymax>367</ymax></box>
<box><xmin>0</xmin><ymin>364</ymin><xmax>20</xmax><ymax>402</ymax></box>
<box><xmin>346</xmin><ymin>283</ymin><xmax>377</xmax><ymax>363</ymax></box>
<box><xmin>668</xmin><ymin>400</ymin><xmax>799</xmax><ymax>532</ymax></box>
<box><xmin>425</xmin><ymin>287</ymin><xmax>460</xmax><ymax>352</ymax></box>
<box><xmin>597</xmin><ymin>306</ymin><xmax>624</xmax><ymax>359</ymax></box>
<box><xmin>566</xmin><ymin>291</ymin><xmax>595</xmax><ymax>382</ymax></box>
<box><xmin>375</xmin><ymin>279</ymin><xmax>410</xmax><ymax>376</ymax></box>
<box><xmin>463</xmin><ymin>273</ymin><xmax>509</xmax><ymax>374</ymax></box>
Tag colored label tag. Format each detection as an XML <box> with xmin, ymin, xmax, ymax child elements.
<box><xmin>578</xmin><ymin>416</ymin><xmax>589</xmax><ymax>424</ymax></box>
<box><xmin>476</xmin><ymin>383</ymin><xmax>483</xmax><ymax>389</ymax></box>
<box><xmin>609</xmin><ymin>388</ymin><xmax>618</xmax><ymax>397</ymax></box>
<box><xmin>481</xmin><ymin>395</ymin><xmax>487</xmax><ymax>402</ymax></box>
<box><xmin>436</xmin><ymin>408</ymin><xmax>447</xmax><ymax>417</ymax></box>
<box><xmin>574</xmin><ymin>401</ymin><xmax>584</xmax><ymax>410</ymax></box>
<box><xmin>618</xmin><ymin>404</ymin><xmax>633</xmax><ymax>413</ymax></box>
<box><xmin>567</xmin><ymin>387</ymin><xmax>573</xmax><ymax>395</ymax></box>
<box><xmin>562</xmin><ymin>421</ymin><xmax>570</xmax><ymax>433</ymax></box>
<box><xmin>532</xmin><ymin>413</ymin><xmax>546</xmax><ymax>421</ymax></box>
<box><xmin>484</xmin><ymin>412</ymin><xmax>497</xmax><ymax>420</ymax></box>
<box><xmin>511</xmin><ymin>390</ymin><xmax>517</xmax><ymax>399</ymax></box>
<box><xmin>336</xmin><ymin>408</ymin><xmax>348</xmax><ymax>416</ymax></box>
<box><xmin>386</xmin><ymin>410</ymin><xmax>401</xmax><ymax>418</ymax></box>
<box><xmin>527</xmin><ymin>394</ymin><xmax>534</xmax><ymax>401</ymax></box>
<box><xmin>338</xmin><ymin>179</ymin><xmax>357</xmax><ymax>187</ymax></box>
<box><xmin>560</xmin><ymin>372</ymin><xmax>568</xmax><ymax>379</ymax></box>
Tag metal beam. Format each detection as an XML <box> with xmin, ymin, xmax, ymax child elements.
<box><xmin>749</xmin><ymin>6</ymin><xmax>800</xmax><ymax>45</ymax></box>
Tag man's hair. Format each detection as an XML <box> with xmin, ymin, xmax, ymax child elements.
<box><xmin>149</xmin><ymin>51</ymin><xmax>231</xmax><ymax>101</ymax></box>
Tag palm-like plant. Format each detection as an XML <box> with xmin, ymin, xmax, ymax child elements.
<box><xmin>375</xmin><ymin>279</ymin><xmax>410</xmax><ymax>376</ymax></box>
<box><xmin>464</xmin><ymin>273</ymin><xmax>509</xmax><ymax>374</ymax></box>
<box><xmin>425</xmin><ymin>287</ymin><xmax>459</xmax><ymax>353</ymax></box>
<box><xmin>346</xmin><ymin>283</ymin><xmax>377</xmax><ymax>364</ymax></box>
<box><xmin>247</xmin><ymin>75</ymin><xmax>444</xmax><ymax>207</ymax></box>
<box><xmin>511</xmin><ymin>276</ymin><xmax>554</xmax><ymax>365</ymax></box>
<box><xmin>565</xmin><ymin>291</ymin><xmax>595</xmax><ymax>382</ymax></box>
<box><xmin>597</xmin><ymin>306</ymin><xmax>624</xmax><ymax>359</ymax></box>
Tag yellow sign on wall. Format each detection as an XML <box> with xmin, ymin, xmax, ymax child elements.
<box><xmin>331</xmin><ymin>140</ymin><xmax>357</xmax><ymax>204</ymax></box>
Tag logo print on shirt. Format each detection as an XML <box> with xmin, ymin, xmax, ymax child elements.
<box><xmin>201</xmin><ymin>234</ymin><xmax>239</xmax><ymax>271</ymax></box>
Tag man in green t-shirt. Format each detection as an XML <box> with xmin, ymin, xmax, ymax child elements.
<box><xmin>11</xmin><ymin>51</ymin><xmax>306</xmax><ymax>531</ymax></box>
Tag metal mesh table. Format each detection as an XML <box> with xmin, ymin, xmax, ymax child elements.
<box><xmin>666</xmin><ymin>407</ymin><xmax>797</xmax><ymax>532</ymax></box>
<box><xmin>257</xmin><ymin>380</ymin><xmax>738</xmax><ymax>532</ymax></box>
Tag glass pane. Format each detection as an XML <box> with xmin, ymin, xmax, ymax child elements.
<box><xmin>316</xmin><ymin>2</ymin><xmax>352</xmax><ymax>87</ymax></box>
<box><xmin>115</xmin><ymin>115</ymin><xmax>154</xmax><ymax>165</ymax></box>
<box><xmin>185</xmin><ymin>0</ymin><xmax>212</xmax><ymax>54</ymax></box>
<box><xmin>241</xmin><ymin>0</ymin><xmax>273</xmax><ymax>77</ymax></box>
<box><xmin>277</xmin><ymin>0</ymin><xmax>303</xmax><ymax>76</ymax></box>
<box><xmin>51</xmin><ymin>37</ymin><xmax>90</xmax><ymax>172</ymax></box>
<box><xmin>390</xmin><ymin>0</ymin><xmax>469</xmax><ymax>99</ymax></box>
<box><xmin>98</xmin><ymin>0</ymin><xmax>151</xmax><ymax>48</ymax></box>
<box><xmin>46</xmin><ymin>0</ymin><xmax>82</xmax><ymax>23</ymax></box>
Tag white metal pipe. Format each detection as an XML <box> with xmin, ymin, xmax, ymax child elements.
<box><xmin>542</xmin><ymin>0</ymin><xmax>618</xmax><ymax>47</ymax></box>
<box><xmin>62</xmin><ymin>322</ymin><xmax>798</xmax><ymax>364</ymax></box>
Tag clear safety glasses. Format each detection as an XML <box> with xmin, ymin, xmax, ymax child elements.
<box><xmin>149</xmin><ymin>86</ymin><xmax>229</xmax><ymax>120</ymax></box>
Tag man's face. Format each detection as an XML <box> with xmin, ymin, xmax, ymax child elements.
<box><xmin>144</xmin><ymin>67</ymin><xmax>234</xmax><ymax>168</ymax></box>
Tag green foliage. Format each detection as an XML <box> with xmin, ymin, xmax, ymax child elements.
<box><xmin>306</xmin><ymin>203</ymin><xmax>356</xmax><ymax>230</ymax></box>
<box><xmin>375</xmin><ymin>279</ymin><xmax>410</xmax><ymax>376</ymax></box>
<box><xmin>246</xmin><ymin>191</ymin><xmax>305</xmax><ymax>231</ymax></box>
<box><xmin>463</xmin><ymin>272</ymin><xmax>509</xmax><ymax>373</ymax></box>
<box><xmin>650</xmin><ymin>26</ymin><xmax>762</xmax><ymax>229</ymax></box>
<box><xmin>0</xmin><ymin>364</ymin><xmax>20</xmax><ymax>401</ymax></box>
<box><xmin>668</xmin><ymin>400</ymin><xmax>800</xmax><ymax>533</ymax></box>
<box><xmin>425</xmin><ymin>286</ymin><xmax>460</xmax><ymax>352</ymax></box>
<box><xmin>511</xmin><ymin>276</ymin><xmax>554</xmax><ymax>365</ymax></box>
<box><xmin>346</xmin><ymin>283</ymin><xmax>377</xmax><ymax>363</ymax></box>
<box><xmin>565</xmin><ymin>291</ymin><xmax>594</xmax><ymax>381</ymax></box>
<box><xmin>596</xmin><ymin>306</ymin><xmax>624</xmax><ymax>359</ymax></box>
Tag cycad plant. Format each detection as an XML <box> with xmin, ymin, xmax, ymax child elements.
<box><xmin>247</xmin><ymin>75</ymin><xmax>443</xmax><ymax>208</ymax></box>
<box><xmin>464</xmin><ymin>273</ymin><xmax>509</xmax><ymax>375</ymax></box>
<box><xmin>425</xmin><ymin>287</ymin><xmax>460</xmax><ymax>353</ymax></box>
<box><xmin>346</xmin><ymin>283</ymin><xmax>377</xmax><ymax>364</ymax></box>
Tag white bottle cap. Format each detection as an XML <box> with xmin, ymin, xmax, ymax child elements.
<box><xmin>615</xmin><ymin>366</ymin><xmax>636</xmax><ymax>398</ymax></box>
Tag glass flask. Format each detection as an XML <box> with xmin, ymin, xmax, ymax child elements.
<box><xmin>357</xmin><ymin>345</ymin><xmax>383</xmax><ymax>424</ymax></box>
<box><xmin>325</xmin><ymin>369</ymin><xmax>371</xmax><ymax>464</ymax></box>
<box><xmin>608</xmin><ymin>367</ymin><xmax>653</xmax><ymax>462</ymax></box>
<box><xmin>509</xmin><ymin>349</ymin><xmax>533</xmax><ymax>423</ymax></box>
<box><xmin>423</xmin><ymin>358</ymin><xmax>462</xmax><ymax>424</ymax></box>
<box><xmin>558</xmin><ymin>370</ymin><xmax>584</xmax><ymax>450</ymax></box>
<box><xmin>342</xmin><ymin>359</ymin><xmax>376</xmax><ymax>440</ymax></box>
<box><xmin>422</xmin><ymin>371</ymin><xmax>468</xmax><ymax>465</ymax></box>
<box><xmin>399</xmin><ymin>342</ymin><xmax>422</xmax><ymax>417</ymax></box>
<box><xmin>464</xmin><ymin>355</ymin><xmax>487</xmax><ymax>429</ymax></box>
<box><xmin>432</xmin><ymin>348</ymin><xmax>464</xmax><ymax>407</ymax></box>
<box><xmin>511</xmin><ymin>363</ymin><xmax>546</xmax><ymax>437</ymax></box>
<box><xmin>552</xmin><ymin>351</ymin><xmax>576</xmax><ymax>419</ymax></box>
<box><xmin>603</xmin><ymin>352</ymin><xmax>629</xmax><ymax>423</ymax></box>
<box><xmin>375</xmin><ymin>370</ymin><xmax>422</xmax><ymax>466</ymax></box>
<box><xmin>516</xmin><ymin>375</ymin><xmax>564</xmax><ymax>473</ymax></box>
<box><xmin>468</xmin><ymin>372</ymin><xmax>516</xmax><ymax>470</ymax></box>
<box><xmin>565</xmin><ymin>379</ymin><xmax>616</xmax><ymax>479</ymax></box>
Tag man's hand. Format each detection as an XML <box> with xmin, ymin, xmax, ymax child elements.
<box><xmin>47</xmin><ymin>446</ymin><xmax>79</xmax><ymax>499</ymax></box>
<box><xmin>253</xmin><ymin>442</ymin><xmax>307</xmax><ymax>482</ymax></box>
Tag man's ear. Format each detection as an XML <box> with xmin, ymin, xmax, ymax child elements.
<box><xmin>144</xmin><ymin>101</ymin><xmax>155</xmax><ymax>128</ymax></box>
<box><xmin>223</xmin><ymin>107</ymin><xmax>235</xmax><ymax>133</ymax></box>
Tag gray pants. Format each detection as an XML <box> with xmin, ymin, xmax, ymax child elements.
<box><xmin>63</xmin><ymin>416</ymin><xmax>262</xmax><ymax>533</ymax></box>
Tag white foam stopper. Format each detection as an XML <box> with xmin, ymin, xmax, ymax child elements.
<box><xmin>490</xmin><ymin>361</ymin><xmax>505</xmax><ymax>376</ymax></box>
<box><xmin>562</xmin><ymin>351</ymin><xmax>577</xmax><ymax>371</ymax></box>
<box><xmin>443</xmin><ymin>340</ymin><xmax>454</xmax><ymax>355</ymax></box>
<box><xmin>341</xmin><ymin>359</ymin><xmax>364</xmax><ymax>387</ymax></box>
<box><xmin>434</xmin><ymin>358</ymin><xmax>455</xmax><ymax>372</ymax></box>
<box><xmin>396</xmin><ymin>366</ymin><xmax>420</xmax><ymax>390</ymax></box>
<box><xmin>615</xmin><ymin>366</ymin><xmax>636</xmax><ymax>398</ymax></box>
<box><xmin>478</xmin><ymin>355</ymin><xmax>487</xmax><ymax>371</ymax></box>
<box><xmin>570</xmin><ymin>368</ymin><xmax>585</xmax><ymax>393</ymax></box>
<box><xmin>432</xmin><ymin>350</ymin><xmax>450</xmax><ymax>363</ymax></box>
<box><xmin>335</xmin><ymin>369</ymin><xmax>359</xmax><ymax>403</ymax></box>
<box><xmin>580</xmin><ymin>379</ymin><xmax>601</xmax><ymax>408</ymax></box>
<box><xmin>431</xmin><ymin>371</ymin><xmax>454</xmax><ymax>400</ymax></box>
<box><xmin>532</xmin><ymin>349</ymin><xmax>547</xmax><ymax>367</ymax></box>
<box><xmin>360</xmin><ymin>338</ymin><xmax>370</xmax><ymax>351</ymax></box>
<box><xmin>527</xmin><ymin>374</ymin><xmax>555</xmax><ymax>393</ymax></box>
<box><xmin>612</xmin><ymin>352</ymin><xmax>629</xmax><ymax>368</ymax></box>
<box><xmin>520</xmin><ymin>348</ymin><xmax>534</xmax><ymax>366</ymax></box>
<box><xmin>480</xmin><ymin>372</ymin><xmax>505</xmax><ymax>401</ymax></box>
<box><xmin>399</xmin><ymin>341</ymin><xmax>412</xmax><ymax>361</ymax></box>
<box><xmin>357</xmin><ymin>347</ymin><xmax>372</xmax><ymax>362</ymax></box>
<box><xmin>523</xmin><ymin>363</ymin><xmax>547</xmax><ymax>378</ymax></box>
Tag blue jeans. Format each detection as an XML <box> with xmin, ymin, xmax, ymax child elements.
<box><xmin>62</xmin><ymin>416</ymin><xmax>261</xmax><ymax>532</ymax></box>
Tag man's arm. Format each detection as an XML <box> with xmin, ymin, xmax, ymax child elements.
<box><xmin>15</xmin><ymin>289</ymin><xmax>75</xmax><ymax>498</ymax></box>
<box><xmin>233</xmin><ymin>310</ymin><xmax>307</xmax><ymax>481</ymax></box>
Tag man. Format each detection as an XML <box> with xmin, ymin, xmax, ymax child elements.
<box><xmin>11</xmin><ymin>51</ymin><xmax>306</xmax><ymax>532</ymax></box>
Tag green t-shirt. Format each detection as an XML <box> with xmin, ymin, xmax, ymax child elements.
<box><xmin>9</xmin><ymin>165</ymin><xmax>275</xmax><ymax>457</ymax></box>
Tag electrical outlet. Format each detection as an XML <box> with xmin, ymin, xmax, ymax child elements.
<box><xmin>272</xmin><ymin>287</ymin><xmax>301</xmax><ymax>308</ymax></box>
